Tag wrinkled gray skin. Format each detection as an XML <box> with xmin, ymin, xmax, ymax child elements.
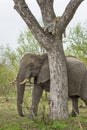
<box><xmin>16</xmin><ymin>53</ymin><xmax>87</xmax><ymax>117</ymax></box>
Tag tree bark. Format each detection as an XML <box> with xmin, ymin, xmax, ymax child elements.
<box><xmin>13</xmin><ymin>0</ymin><xmax>84</xmax><ymax>120</ymax></box>
<box><xmin>36</xmin><ymin>0</ymin><xmax>55</xmax><ymax>25</ymax></box>
<box><xmin>48</xmin><ymin>37</ymin><xmax>68</xmax><ymax>119</ymax></box>
<box><xmin>56</xmin><ymin>0</ymin><xmax>84</xmax><ymax>35</ymax></box>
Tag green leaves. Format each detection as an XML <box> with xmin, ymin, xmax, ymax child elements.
<box><xmin>16</xmin><ymin>29</ymin><xmax>46</xmax><ymax>58</ymax></box>
<box><xmin>0</xmin><ymin>45</ymin><xmax>17</xmax><ymax>96</ymax></box>
<box><xmin>65</xmin><ymin>23</ymin><xmax>87</xmax><ymax>63</ymax></box>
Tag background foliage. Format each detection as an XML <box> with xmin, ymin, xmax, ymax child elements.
<box><xmin>65</xmin><ymin>22</ymin><xmax>87</xmax><ymax>65</ymax></box>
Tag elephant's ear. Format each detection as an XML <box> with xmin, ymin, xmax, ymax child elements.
<box><xmin>37</xmin><ymin>59</ymin><xmax>50</xmax><ymax>84</ymax></box>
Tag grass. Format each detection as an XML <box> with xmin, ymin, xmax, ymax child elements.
<box><xmin>0</xmin><ymin>87</ymin><xmax>87</xmax><ymax>130</ymax></box>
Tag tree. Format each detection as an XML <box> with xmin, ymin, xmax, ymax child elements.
<box><xmin>13</xmin><ymin>0</ymin><xmax>84</xmax><ymax>120</ymax></box>
<box><xmin>65</xmin><ymin>23</ymin><xmax>87</xmax><ymax>63</ymax></box>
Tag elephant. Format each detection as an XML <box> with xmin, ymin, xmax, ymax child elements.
<box><xmin>16</xmin><ymin>53</ymin><xmax>87</xmax><ymax>117</ymax></box>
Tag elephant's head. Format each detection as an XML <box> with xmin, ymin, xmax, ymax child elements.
<box><xmin>16</xmin><ymin>53</ymin><xmax>50</xmax><ymax>116</ymax></box>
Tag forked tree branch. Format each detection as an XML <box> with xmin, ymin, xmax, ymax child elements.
<box><xmin>13</xmin><ymin>0</ymin><xmax>84</xmax><ymax>47</ymax></box>
<box><xmin>56</xmin><ymin>0</ymin><xmax>84</xmax><ymax>34</ymax></box>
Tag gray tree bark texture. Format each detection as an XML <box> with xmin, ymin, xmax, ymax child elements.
<box><xmin>13</xmin><ymin>0</ymin><xmax>84</xmax><ymax>120</ymax></box>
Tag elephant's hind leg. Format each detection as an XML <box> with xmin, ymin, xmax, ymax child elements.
<box><xmin>80</xmin><ymin>95</ymin><xmax>87</xmax><ymax>106</ymax></box>
<box><xmin>81</xmin><ymin>99</ymin><xmax>87</xmax><ymax>107</ymax></box>
<box><xmin>80</xmin><ymin>87</ymin><xmax>87</xmax><ymax>106</ymax></box>
<box><xmin>70</xmin><ymin>97</ymin><xmax>79</xmax><ymax>117</ymax></box>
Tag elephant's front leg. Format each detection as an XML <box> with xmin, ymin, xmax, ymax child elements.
<box><xmin>17</xmin><ymin>84</ymin><xmax>25</xmax><ymax>117</ymax></box>
<box><xmin>32</xmin><ymin>83</ymin><xmax>43</xmax><ymax>116</ymax></box>
<box><xmin>71</xmin><ymin>97</ymin><xmax>79</xmax><ymax>117</ymax></box>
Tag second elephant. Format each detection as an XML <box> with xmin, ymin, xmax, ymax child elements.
<box><xmin>16</xmin><ymin>53</ymin><xmax>87</xmax><ymax>117</ymax></box>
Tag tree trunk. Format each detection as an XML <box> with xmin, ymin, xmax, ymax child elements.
<box><xmin>48</xmin><ymin>37</ymin><xmax>68</xmax><ymax>120</ymax></box>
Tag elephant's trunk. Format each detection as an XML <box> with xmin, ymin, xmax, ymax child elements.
<box><xmin>17</xmin><ymin>75</ymin><xmax>25</xmax><ymax>117</ymax></box>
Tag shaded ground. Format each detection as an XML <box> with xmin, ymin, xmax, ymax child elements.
<box><xmin>0</xmin><ymin>91</ymin><xmax>87</xmax><ymax>130</ymax></box>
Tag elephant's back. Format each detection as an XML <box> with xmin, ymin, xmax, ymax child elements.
<box><xmin>66</xmin><ymin>56</ymin><xmax>82</xmax><ymax>64</ymax></box>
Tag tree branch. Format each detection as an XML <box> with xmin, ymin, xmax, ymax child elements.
<box><xmin>13</xmin><ymin>0</ymin><xmax>54</xmax><ymax>50</ymax></box>
<box><xmin>56</xmin><ymin>0</ymin><xmax>84</xmax><ymax>34</ymax></box>
<box><xmin>36</xmin><ymin>0</ymin><xmax>55</xmax><ymax>25</ymax></box>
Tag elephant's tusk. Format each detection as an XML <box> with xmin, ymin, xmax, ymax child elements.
<box><xmin>20</xmin><ymin>78</ymin><xmax>28</xmax><ymax>85</ymax></box>
<box><xmin>10</xmin><ymin>79</ymin><xmax>16</xmax><ymax>84</ymax></box>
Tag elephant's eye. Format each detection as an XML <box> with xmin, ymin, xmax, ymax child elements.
<box><xmin>30</xmin><ymin>63</ymin><xmax>34</xmax><ymax>68</ymax></box>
